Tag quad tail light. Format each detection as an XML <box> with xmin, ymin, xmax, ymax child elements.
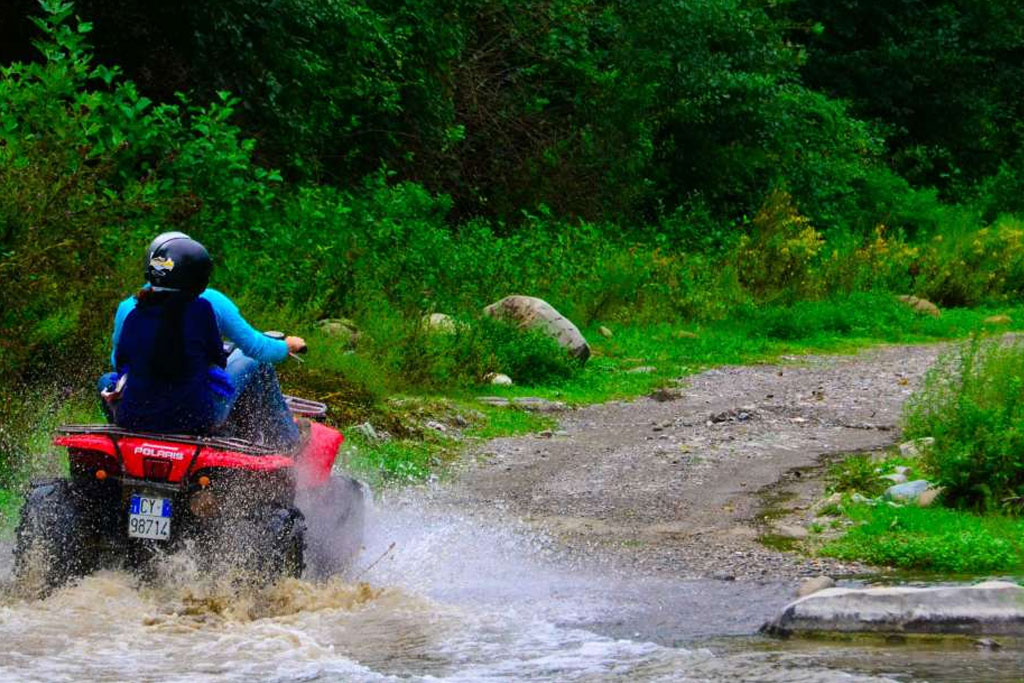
<box><xmin>143</xmin><ymin>457</ymin><xmax>173</xmax><ymax>481</ymax></box>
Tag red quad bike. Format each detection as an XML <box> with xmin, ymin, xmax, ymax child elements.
<box><xmin>14</xmin><ymin>395</ymin><xmax>365</xmax><ymax>590</ymax></box>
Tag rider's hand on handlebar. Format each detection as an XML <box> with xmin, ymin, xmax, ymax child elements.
<box><xmin>286</xmin><ymin>336</ymin><xmax>307</xmax><ymax>354</ymax></box>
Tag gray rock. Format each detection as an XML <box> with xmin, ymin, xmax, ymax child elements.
<box><xmin>916</xmin><ymin>487</ymin><xmax>943</xmax><ymax>507</ymax></box>
<box><xmin>773</xmin><ymin>524</ymin><xmax>809</xmax><ymax>540</ymax></box>
<box><xmin>648</xmin><ymin>387</ymin><xmax>684</xmax><ymax>402</ymax></box>
<box><xmin>423</xmin><ymin>313</ymin><xmax>457</xmax><ymax>333</ymax></box>
<box><xmin>797</xmin><ymin>576</ymin><xmax>836</xmax><ymax>598</ymax></box>
<box><xmin>512</xmin><ymin>397</ymin><xmax>567</xmax><ymax>413</ymax></box>
<box><xmin>486</xmin><ymin>372</ymin><xmax>513</xmax><ymax>386</ymax></box>
<box><xmin>884</xmin><ymin>479</ymin><xmax>931</xmax><ymax>501</ymax></box>
<box><xmin>424</xmin><ymin>420</ymin><xmax>447</xmax><ymax>433</ymax></box>
<box><xmin>898</xmin><ymin>437</ymin><xmax>935</xmax><ymax>459</ymax></box>
<box><xmin>627</xmin><ymin>366</ymin><xmax>657</xmax><ymax>374</ymax></box>
<box><xmin>764</xmin><ymin>581</ymin><xmax>1024</xmax><ymax>637</ymax></box>
<box><xmin>896</xmin><ymin>295</ymin><xmax>941</xmax><ymax>318</ymax></box>
<box><xmin>483</xmin><ymin>295</ymin><xmax>590</xmax><ymax>362</ymax></box>
<box><xmin>812</xmin><ymin>492</ymin><xmax>843</xmax><ymax>515</ymax></box>
<box><xmin>353</xmin><ymin>422</ymin><xmax>382</xmax><ymax>441</ymax></box>
<box><xmin>478</xmin><ymin>396</ymin><xmax>511</xmax><ymax>407</ymax></box>
<box><xmin>316</xmin><ymin>318</ymin><xmax>360</xmax><ymax>345</ymax></box>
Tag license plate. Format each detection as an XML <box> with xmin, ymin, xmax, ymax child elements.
<box><xmin>128</xmin><ymin>494</ymin><xmax>172</xmax><ymax>540</ymax></box>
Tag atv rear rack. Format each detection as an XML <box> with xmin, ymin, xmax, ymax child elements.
<box><xmin>57</xmin><ymin>424</ymin><xmax>281</xmax><ymax>456</ymax></box>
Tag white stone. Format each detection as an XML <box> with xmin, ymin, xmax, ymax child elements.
<box><xmin>764</xmin><ymin>581</ymin><xmax>1024</xmax><ymax>637</ymax></box>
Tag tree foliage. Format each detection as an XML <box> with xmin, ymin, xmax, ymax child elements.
<box><xmin>787</xmin><ymin>0</ymin><xmax>1024</xmax><ymax>199</ymax></box>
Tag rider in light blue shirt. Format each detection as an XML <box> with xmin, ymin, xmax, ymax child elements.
<box><xmin>101</xmin><ymin>232</ymin><xmax>304</xmax><ymax>449</ymax></box>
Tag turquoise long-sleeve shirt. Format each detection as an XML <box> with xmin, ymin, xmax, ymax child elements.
<box><xmin>110</xmin><ymin>287</ymin><xmax>289</xmax><ymax>369</ymax></box>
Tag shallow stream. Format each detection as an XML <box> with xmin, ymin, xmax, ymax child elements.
<box><xmin>0</xmin><ymin>491</ymin><xmax>1019</xmax><ymax>682</ymax></box>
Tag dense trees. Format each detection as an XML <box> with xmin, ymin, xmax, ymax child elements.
<box><xmin>787</xmin><ymin>0</ymin><xmax>1024</xmax><ymax>201</ymax></box>
<box><xmin>8</xmin><ymin>0</ymin><xmax>1019</xmax><ymax>227</ymax></box>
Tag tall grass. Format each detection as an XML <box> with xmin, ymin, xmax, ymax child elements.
<box><xmin>904</xmin><ymin>336</ymin><xmax>1024</xmax><ymax>512</ymax></box>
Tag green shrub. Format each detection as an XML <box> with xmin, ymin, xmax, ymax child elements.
<box><xmin>821</xmin><ymin>505</ymin><xmax>1023</xmax><ymax>573</ymax></box>
<box><xmin>357</xmin><ymin>313</ymin><xmax>580</xmax><ymax>391</ymax></box>
<box><xmin>826</xmin><ymin>454</ymin><xmax>886</xmax><ymax>497</ymax></box>
<box><xmin>904</xmin><ymin>336</ymin><xmax>1024</xmax><ymax>511</ymax></box>
<box><xmin>0</xmin><ymin>1</ymin><xmax>278</xmax><ymax>383</ymax></box>
<box><xmin>735</xmin><ymin>190</ymin><xmax>824</xmax><ymax>303</ymax></box>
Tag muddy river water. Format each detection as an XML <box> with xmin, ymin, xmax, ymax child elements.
<box><xmin>0</xmin><ymin>490</ymin><xmax>1019</xmax><ymax>682</ymax></box>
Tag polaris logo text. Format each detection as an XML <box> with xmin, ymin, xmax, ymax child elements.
<box><xmin>134</xmin><ymin>444</ymin><xmax>186</xmax><ymax>460</ymax></box>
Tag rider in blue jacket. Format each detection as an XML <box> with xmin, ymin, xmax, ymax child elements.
<box><xmin>113</xmin><ymin>237</ymin><xmax>228</xmax><ymax>434</ymax></box>
<box><xmin>101</xmin><ymin>232</ymin><xmax>304</xmax><ymax>448</ymax></box>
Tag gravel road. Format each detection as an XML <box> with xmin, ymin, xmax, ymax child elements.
<box><xmin>441</xmin><ymin>344</ymin><xmax>945</xmax><ymax>580</ymax></box>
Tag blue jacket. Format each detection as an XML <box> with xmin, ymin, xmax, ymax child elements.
<box><xmin>110</xmin><ymin>288</ymin><xmax>288</xmax><ymax>369</ymax></box>
<box><xmin>114</xmin><ymin>296</ymin><xmax>227</xmax><ymax>434</ymax></box>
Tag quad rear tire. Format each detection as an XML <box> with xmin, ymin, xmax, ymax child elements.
<box><xmin>14</xmin><ymin>479</ymin><xmax>94</xmax><ymax>593</ymax></box>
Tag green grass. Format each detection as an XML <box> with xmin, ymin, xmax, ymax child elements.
<box><xmin>821</xmin><ymin>504</ymin><xmax>1024</xmax><ymax>574</ymax></box>
<box><xmin>451</xmin><ymin>294</ymin><xmax>1024</xmax><ymax>406</ymax></box>
<box><xmin>4</xmin><ymin>292</ymin><xmax>1024</xmax><ymax>499</ymax></box>
<box><xmin>464</xmin><ymin>406</ymin><xmax>556</xmax><ymax>439</ymax></box>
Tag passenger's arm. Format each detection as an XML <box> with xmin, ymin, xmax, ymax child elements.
<box><xmin>202</xmin><ymin>289</ymin><xmax>289</xmax><ymax>364</ymax></box>
<box><xmin>110</xmin><ymin>297</ymin><xmax>136</xmax><ymax>369</ymax></box>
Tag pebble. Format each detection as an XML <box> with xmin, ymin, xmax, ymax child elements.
<box><xmin>975</xmin><ymin>638</ymin><xmax>1002</xmax><ymax>650</ymax></box>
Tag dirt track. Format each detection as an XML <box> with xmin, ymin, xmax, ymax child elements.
<box><xmin>442</xmin><ymin>344</ymin><xmax>945</xmax><ymax>579</ymax></box>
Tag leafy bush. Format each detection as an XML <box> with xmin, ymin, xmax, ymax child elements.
<box><xmin>735</xmin><ymin>190</ymin><xmax>824</xmax><ymax>303</ymax></box>
<box><xmin>0</xmin><ymin>1</ymin><xmax>277</xmax><ymax>382</ymax></box>
<box><xmin>904</xmin><ymin>337</ymin><xmax>1024</xmax><ymax>512</ymax></box>
<box><xmin>913</xmin><ymin>217</ymin><xmax>1024</xmax><ymax>307</ymax></box>
<box><xmin>821</xmin><ymin>505</ymin><xmax>1023</xmax><ymax>573</ymax></box>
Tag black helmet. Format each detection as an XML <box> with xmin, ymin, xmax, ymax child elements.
<box><xmin>146</xmin><ymin>236</ymin><xmax>212</xmax><ymax>293</ymax></box>
<box><xmin>145</xmin><ymin>231</ymin><xmax>191</xmax><ymax>267</ymax></box>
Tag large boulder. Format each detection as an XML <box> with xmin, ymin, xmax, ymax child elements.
<box><xmin>763</xmin><ymin>581</ymin><xmax>1024</xmax><ymax>637</ymax></box>
<box><xmin>483</xmin><ymin>295</ymin><xmax>590</xmax><ymax>362</ymax></box>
